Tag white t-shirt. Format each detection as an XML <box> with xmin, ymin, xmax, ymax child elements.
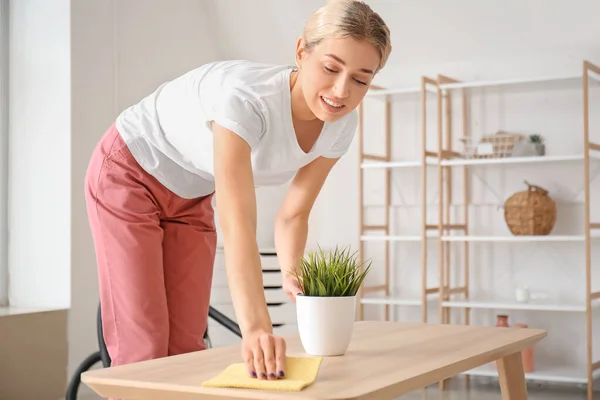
<box><xmin>116</xmin><ymin>60</ymin><xmax>358</xmax><ymax>199</ymax></box>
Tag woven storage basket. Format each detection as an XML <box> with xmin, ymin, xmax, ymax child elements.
<box><xmin>459</xmin><ymin>131</ymin><xmax>525</xmax><ymax>159</ymax></box>
<box><xmin>504</xmin><ymin>181</ymin><xmax>556</xmax><ymax>235</ymax></box>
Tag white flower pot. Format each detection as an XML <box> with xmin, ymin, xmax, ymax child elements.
<box><xmin>295</xmin><ymin>295</ymin><xmax>357</xmax><ymax>356</ymax></box>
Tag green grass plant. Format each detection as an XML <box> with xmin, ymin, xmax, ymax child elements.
<box><xmin>293</xmin><ymin>245</ymin><xmax>372</xmax><ymax>297</ymax></box>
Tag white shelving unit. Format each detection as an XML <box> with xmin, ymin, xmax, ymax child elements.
<box><xmin>463</xmin><ymin>364</ymin><xmax>600</xmax><ymax>385</ymax></box>
<box><xmin>357</xmin><ymin>60</ymin><xmax>600</xmax><ymax>398</ymax></box>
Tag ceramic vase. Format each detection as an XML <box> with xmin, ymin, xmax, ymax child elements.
<box><xmin>496</xmin><ymin>314</ymin><xmax>509</xmax><ymax>327</ymax></box>
<box><xmin>534</xmin><ymin>143</ymin><xmax>545</xmax><ymax>156</ymax></box>
<box><xmin>296</xmin><ymin>295</ymin><xmax>357</xmax><ymax>356</ymax></box>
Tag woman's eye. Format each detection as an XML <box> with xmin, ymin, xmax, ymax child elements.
<box><xmin>323</xmin><ymin>65</ymin><xmax>367</xmax><ymax>85</ymax></box>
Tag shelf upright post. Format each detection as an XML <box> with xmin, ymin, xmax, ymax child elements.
<box><xmin>357</xmin><ymin>100</ymin><xmax>365</xmax><ymax>321</ymax></box>
<box><xmin>420</xmin><ymin>77</ymin><xmax>428</xmax><ymax>323</ymax></box>
<box><xmin>420</xmin><ymin>77</ymin><xmax>438</xmax><ymax>323</ymax></box>
<box><xmin>384</xmin><ymin>97</ymin><xmax>391</xmax><ymax>321</ymax></box>
<box><xmin>582</xmin><ymin>59</ymin><xmax>600</xmax><ymax>400</ymax></box>
<box><xmin>439</xmin><ymin>74</ymin><xmax>454</xmax><ymax>326</ymax></box>
<box><xmin>436</xmin><ymin>79</ymin><xmax>445</xmax><ymax>327</ymax></box>
<box><xmin>356</xmin><ymin>102</ymin><xmax>365</xmax><ymax>320</ymax></box>
<box><xmin>434</xmin><ymin>76</ymin><xmax>447</xmax><ymax>392</ymax></box>
<box><xmin>461</xmin><ymin>86</ymin><xmax>471</xmax><ymax>329</ymax></box>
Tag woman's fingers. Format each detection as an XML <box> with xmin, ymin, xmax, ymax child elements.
<box><xmin>243</xmin><ymin>332</ymin><xmax>287</xmax><ymax>380</ymax></box>
<box><xmin>243</xmin><ymin>349</ymin><xmax>257</xmax><ymax>378</ymax></box>
<box><xmin>274</xmin><ymin>336</ymin><xmax>287</xmax><ymax>378</ymax></box>
<box><xmin>261</xmin><ymin>334</ymin><xmax>277</xmax><ymax>379</ymax></box>
<box><xmin>253</xmin><ymin>345</ymin><xmax>267</xmax><ymax>380</ymax></box>
<box><xmin>282</xmin><ymin>275</ymin><xmax>303</xmax><ymax>303</ymax></box>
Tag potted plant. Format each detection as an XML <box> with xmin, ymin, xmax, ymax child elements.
<box><xmin>529</xmin><ymin>134</ymin><xmax>545</xmax><ymax>156</ymax></box>
<box><xmin>291</xmin><ymin>245</ymin><xmax>372</xmax><ymax>356</ymax></box>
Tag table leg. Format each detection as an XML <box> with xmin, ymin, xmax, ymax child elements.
<box><xmin>497</xmin><ymin>352</ymin><xmax>528</xmax><ymax>400</ymax></box>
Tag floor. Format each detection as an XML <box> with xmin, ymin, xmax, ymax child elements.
<box><xmin>79</xmin><ymin>377</ymin><xmax>593</xmax><ymax>399</ymax></box>
<box><xmin>398</xmin><ymin>378</ymin><xmax>592</xmax><ymax>399</ymax></box>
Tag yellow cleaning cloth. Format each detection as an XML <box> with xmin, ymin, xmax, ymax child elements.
<box><xmin>202</xmin><ymin>356</ymin><xmax>323</xmax><ymax>391</ymax></box>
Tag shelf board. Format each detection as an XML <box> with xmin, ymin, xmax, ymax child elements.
<box><xmin>441</xmin><ymin>153</ymin><xmax>600</xmax><ymax>166</ymax></box>
<box><xmin>360</xmin><ymin>295</ymin><xmax>438</xmax><ymax>306</ymax></box>
<box><xmin>360</xmin><ymin>296</ymin><xmax>423</xmax><ymax>306</ymax></box>
<box><xmin>442</xmin><ymin>298</ymin><xmax>594</xmax><ymax>313</ymax></box>
<box><xmin>360</xmin><ymin>160</ymin><xmax>423</xmax><ymax>169</ymax></box>
<box><xmin>441</xmin><ymin>234</ymin><xmax>599</xmax><ymax>242</ymax></box>
<box><xmin>365</xmin><ymin>85</ymin><xmax>438</xmax><ymax>97</ymax></box>
<box><xmin>360</xmin><ymin>154</ymin><xmax>600</xmax><ymax>169</ymax></box>
<box><xmin>361</xmin><ymin>234</ymin><xmax>600</xmax><ymax>242</ymax></box>
<box><xmin>360</xmin><ymin>235</ymin><xmax>438</xmax><ymax>242</ymax></box>
<box><xmin>462</xmin><ymin>363</ymin><xmax>600</xmax><ymax>384</ymax></box>
<box><xmin>439</xmin><ymin>74</ymin><xmax>584</xmax><ymax>90</ymax></box>
<box><xmin>365</xmin><ymin>87</ymin><xmax>419</xmax><ymax>96</ymax></box>
<box><xmin>365</xmin><ymin>70</ymin><xmax>600</xmax><ymax>97</ymax></box>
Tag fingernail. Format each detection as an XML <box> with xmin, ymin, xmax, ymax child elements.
<box><xmin>269</xmin><ymin>373</ymin><xmax>276</xmax><ymax>378</ymax></box>
<box><xmin>260</xmin><ymin>372</ymin><xmax>266</xmax><ymax>378</ymax></box>
<box><xmin>278</xmin><ymin>370</ymin><xmax>285</xmax><ymax>377</ymax></box>
<box><xmin>251</xmin><ymin>371</ymin><xmax>256</xmax><ymax>377</ymax></box>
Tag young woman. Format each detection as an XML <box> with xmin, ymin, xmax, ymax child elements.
<box><xmin>84</xmin><ymin>0</ymin><xmax>391</xmax><ymax>383</ymax></box>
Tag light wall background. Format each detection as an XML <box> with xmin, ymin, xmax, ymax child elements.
<box><xmin>4</xmin><ymin>0</ymin><xmax>600</xmax><ymax>395</ymax></box>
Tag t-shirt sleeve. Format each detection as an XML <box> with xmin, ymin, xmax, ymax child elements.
<box><xmin>211</xmin><ymin>87</ymin><xmax>266</xmax><ymax>149</ymax></box>
<box><xmin>322</xmin><ymin>110</ymin><xmax>359</xmax><ymax>158</ymax></box>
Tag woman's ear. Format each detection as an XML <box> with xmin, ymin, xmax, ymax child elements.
<box><xmin>295</xmin><ymin>37</ymin><xmax>306</xmax><ymax>69</ymax></box>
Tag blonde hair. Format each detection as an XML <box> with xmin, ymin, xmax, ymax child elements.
<box><xmin>303</xmin><ymin>0</ymin><xmax>392</xmax><ymax>71</ymax></box>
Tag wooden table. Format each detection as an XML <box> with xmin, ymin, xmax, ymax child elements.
<box><xmin>81</xmin><ymin>321</ymin><xmax>546</xmax><ymax>399</ymax></box>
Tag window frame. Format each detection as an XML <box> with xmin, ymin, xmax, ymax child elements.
<box><xmin>0</xmin><ymin>0</ymin><xmax>9</xmax><ymax>306</ymax></box>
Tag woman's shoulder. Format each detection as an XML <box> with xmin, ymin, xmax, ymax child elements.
<box><xmin>191</xmin><ymin>59</ymin><xmax>292</xmax><ymax>111</ymax></box>
<box><xmin>196</xmin><ymin>60</ymin><xmax>292</xmax><ymax>92</ymax></box>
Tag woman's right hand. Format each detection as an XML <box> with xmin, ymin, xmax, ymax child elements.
<box><xmin>282</xmin><ymin>273</ymin><xmax>303</xmax><ymax>302</ymax></box>
<box><xmin>241</xmin><ymin>329</ymin><xmax>287</xmax><ymax>380</ymax></box>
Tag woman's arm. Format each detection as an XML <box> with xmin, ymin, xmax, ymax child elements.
<box><xmin>212</xmin><ymin>121</ymin><xmax>285</xmax><ymax>380</ymax></box>
<box><xmin>274</xmin><ymin>156</ymin><xmax>339</xmax><ymax>299</ymax></box>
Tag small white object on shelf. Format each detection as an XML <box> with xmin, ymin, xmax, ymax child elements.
<box><xmin>515</xmin><ymin>286</ymin><xmax>530</xmax><ymax>303</ymax></box>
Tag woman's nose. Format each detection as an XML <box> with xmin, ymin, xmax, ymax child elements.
<box><xmin>332</xmin><ymin>79</ymin><xmax>349</xmax><ymax>99</ymax></box>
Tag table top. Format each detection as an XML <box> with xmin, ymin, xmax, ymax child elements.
<box><xmin>82</xmin><ymin>321</ymin><xmax>546</xmax><ymax>400</ymax></box>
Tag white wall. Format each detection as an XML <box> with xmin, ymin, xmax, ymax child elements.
<box><xmin>7</xmin><ymin>0</ymin><xmax>600</xmax><ymax>393</ymax></box>
<box><xmin>8</xmin><ymin>0</ymin><xmax>71</xmax><ymax>308</ymax></box>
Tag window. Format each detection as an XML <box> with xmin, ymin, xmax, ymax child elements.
<box><xmin>0</xmin><ymin>0</ymin><xmax>8</xmax><ymax>306</ymax></box>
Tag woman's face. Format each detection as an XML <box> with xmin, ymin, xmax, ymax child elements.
<box><xmin>296</xmin><ymin>36</ymin><xmax>380</xmax><ymax>123</ymax></box>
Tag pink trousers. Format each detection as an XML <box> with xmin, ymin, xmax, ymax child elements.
<box><xmin>84</xmin><ymin>123</ymin><xmax>217</xmax><ymax>369</ymax></box>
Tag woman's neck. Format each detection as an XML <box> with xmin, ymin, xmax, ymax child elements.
<box><xmin>289</xmin><ymin>69</ymin><xmax>318</xmax><ymax>122</ymax></box>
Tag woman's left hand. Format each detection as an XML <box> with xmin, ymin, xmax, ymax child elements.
<box><xmin>281</xmin><ymin>273</ymin><xmax>303</xmax><ymax>302</ymax></box>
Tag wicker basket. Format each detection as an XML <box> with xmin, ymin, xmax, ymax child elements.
<box><xmin>460</xmin><ymin>131</ymin><xmax>525</xmax><ymax>159</ymax></box>
<box><xmin>504</xmin><ymin>181</ymin><xmax>556</xmax><ymax>235</ymax></box>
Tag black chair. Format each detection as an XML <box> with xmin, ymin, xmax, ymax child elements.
<box><xmin>65</xmin><ymin>303</ymin><xmax>242</xmax><ymax>400</ymax></box>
